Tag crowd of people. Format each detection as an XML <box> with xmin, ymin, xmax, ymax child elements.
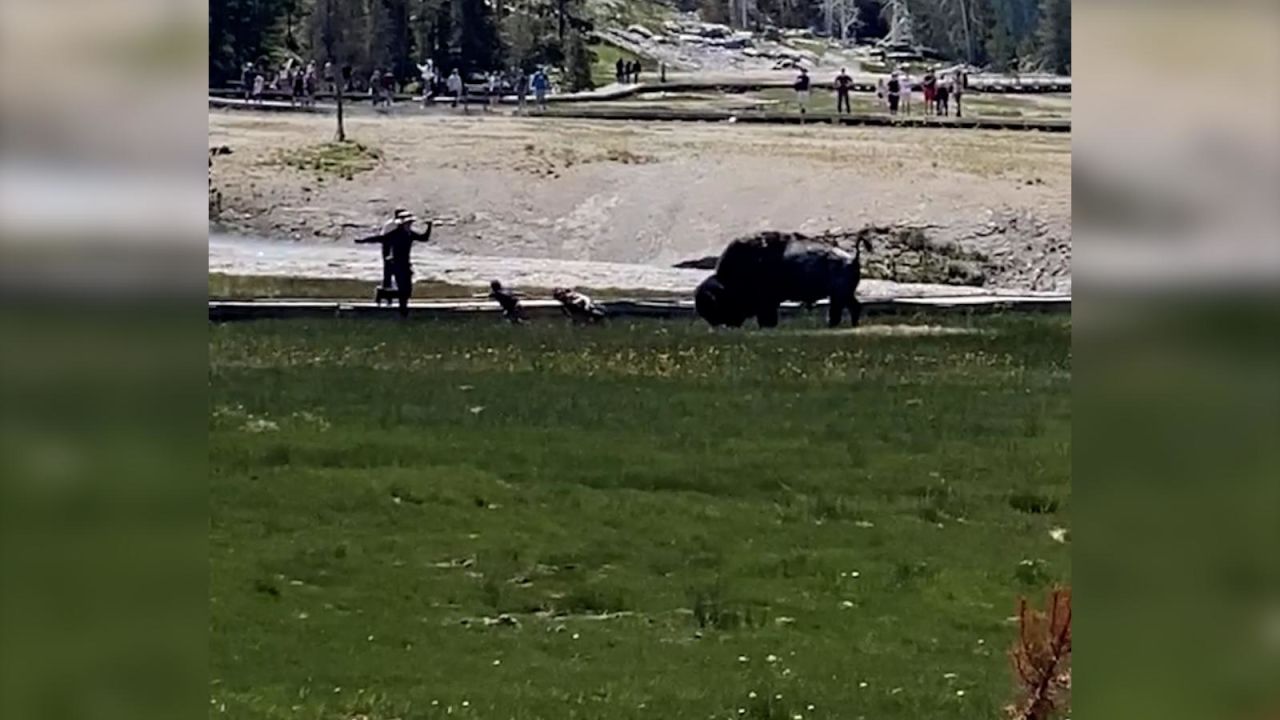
<box><xmin>614</xmin><ymin>58</ymin><xmax>644</xmax><ymax>84</ymax></box>
<box><xmin>240</xmin><ymin>59</ymin><xmax>325</xmax><ymax>107</ymax></box>
<box><xmin>237</xmin><ymin>56</ymin><xmax>557</xmax><ymax>113</ymax></box>
<box><xmin>871</xmin><ymin>66</ymin><xmax>970</xmax><ymax>117</ymax></box>
<box><xmin>789</xmin><ymin>65</ymin><xmax>970</xmax><ymax>117</ymax></box>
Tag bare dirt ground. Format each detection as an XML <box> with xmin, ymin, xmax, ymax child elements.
<box><xmin>209</xmin><ymin>110</ymin><xmax>1070</xmax><ymax>293</ymax></box>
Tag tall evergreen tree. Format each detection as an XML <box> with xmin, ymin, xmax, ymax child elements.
<box><xmin>1035</xmin><ymin>0</ymin><xmax>1070</xmax><ymax>73</ymax></box>
<box><xmin>209</xmin><ymin>0</ymin><xmax>291</xmax><ymax>85</ymax></box>
<box><xmin>563</xmin><ymin>28</ymin><xmax>595</xmax><ymax>92</ymax></box>
<box><xmin>453</xmin><ymin>0</ymin><xmax>504</xmax><ymax>75</ymax></box>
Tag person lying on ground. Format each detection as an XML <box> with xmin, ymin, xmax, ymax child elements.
<box><xmin>552</xmin><ymin>287</ymin><xmax>606</xmax><ymax>323</ymax></box>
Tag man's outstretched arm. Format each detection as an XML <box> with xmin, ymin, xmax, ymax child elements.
<box><xmin>413</xmin><ymin>220</ymin><xmax>435</xmax><ymax>243</ymax></box>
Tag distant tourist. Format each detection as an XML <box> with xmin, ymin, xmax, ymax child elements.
<box><xmin>447</xmin><ymin>69</ymin><xmax>464</xmax><ymax>110</ymax></box>
<box><xmin>417</xmin><ymin>59</ymin><xmax>435</xmax><ymax>106</ymax></box>
<box><xmin>616</xmin><ymin>57</ymin><xmax>625</xmax><ymax>83</ymax></box>
<box><xmin>252</xmin><ymin>70</ymin><xmax>265</xmax><ymax>104</ymax></box>
<box><xmin>876</xmin><ymin>77</ymin><xmax>886</xmax><ymax>110</ymax></box>
<box><xmin>922</xmin><ymin>67</ymin><xmax>937</xmax><ymax>116</ymax></box>
<box><xmin>486</xmin><ymin>280</ymin><xmax>527</xmax><ymax>324</ymax></box>
<box><xmin>486</xmin><ymin>71</ymin><xmax>500</xmax><ymax>112</ymax></box>
<box><xmin>900</xmin><ymin>70</ymin><xmax>913</xmax><ymax>115</ymax></box>
<box><xmin>323</xmin><ymin>61</ymin><xmax>335</xmax><ymax>93</ymax></box>
<box><xmin>936</xmin><ymin>76</ymin><xmax>951</xmax><ymax>117</ymax></box>
<box><xmin>240</xmin><ymin>62</ymin><xmax>254</xmax><ymax>100</ymax></box>
<box><xmin>369</xmin><ymin>69</ymin><xmax>382</xmax><ymax>105</ymax></box>
<box><xmin>531</xmin><ymin>68</ymin><xmax>550</xmax><ymax>110</ymax></box>
<box><xmin>793</xmin><ymin>67</ymin><xmax>811</xmax><ymax>115</ymax></box>
<box><xmin>834</xmin><ymin>67</ymin><xmax>853</xmax><ymax>114</ymax></box>
<box><xmin>382</xmin><ymin>69</ymin><xmax>396</xmax><ymax>105</ymax></box>
<box><xmin>303</xmin><ymin>62</ymin><xmax>317</xmax><ymax>106</ymax></box>
<box><xmin>885</xmin><ymin>72</ymin><xmax>901</xmax><ymax>115</ymax></box>
<box><xmin>630</xmin><ymin>60</ymin><xmax>642</xmax><ymax>84</ymax></box>
<box><xmin>952</xmin><ymin>67</ymin><xmax>967</xmax><ymax>117</ymax></box>
<box><xmin>516</xmin><ymin>69</ymin><xmax>529</xmax><ymax>114</ymax></box>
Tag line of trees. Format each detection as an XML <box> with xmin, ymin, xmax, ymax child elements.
<box><xmin>210</xmin><ymin>0</ymin><xmax>598</xmax><ymax>89</ymax></box>
<box><xmin>210</xmin><ymin>0</ymin><xmax>1069</xmax><ymax>90</ymax></box>
<box><xmin>695</xmin><ymin>0</ymin><xmax>1068</xmax><ymax>72</ymax></box>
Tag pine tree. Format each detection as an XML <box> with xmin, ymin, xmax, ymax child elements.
<box><xmin>453</xmin><ymin>0</ymin><xmax>503</xmax><ymax>75</ymax></box>
<box><xmin>1035</xmin><ymin>0</ymin><xmax>1070</xmax><ymax>74</ymax></box>
<box><xmin>563</xmin><ymin>29</ymin><xmax>595</xmax><ymax>92</ymax></box>
<box><xmin>985</xmin><ymin>0</ymin><xmax>1018</xmax><ymax>71</ymax></box>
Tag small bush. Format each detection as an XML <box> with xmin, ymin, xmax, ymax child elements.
<box><xmin>1009</xmin><ymin>492</ymin><xmax>1059</xmax><ymax>514</ymax></box>
<box><xmin>1007</xmin><ymin>587</ymin><xmax>1071</xmax><ymax>719</ymax></box>
<box><xmin>270</xmin><ymin>141</ymin><xmax>381</xmax><ymax>180</ymax></box>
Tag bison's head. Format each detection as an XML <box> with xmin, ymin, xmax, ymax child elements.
<box><xmin>694</xmin><ymin>275</ymin><xmax>749</xmax><ymax>327</ymax></box>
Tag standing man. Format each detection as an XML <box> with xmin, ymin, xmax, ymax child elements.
<box><xmin>885</xmin><ymin>71</ymin><xmax>901</xmax><ymax>115</ymax></box>
<box><xmin>922</xmin><ymin>66</ymin><xmax>937</xmax><ymax>116</ymax></box>
<box><xmin>355</xmin><ymin>213</ymin><xmax>434</xmax><ymax>316</ymax></box>
<box><xmin>516</xmin><ymin>69</ymin><xmax>529</xmax><ymax>114</ymax></box>
<box><xmin>486</xmin><ymin>71</ymin><xmax>500</xmax><ymax>112</ymax></box>
<box><xmin>834</xmin><ymin>67</ymin><xmax>853</xmax><ymax>114</ymax></box>
<box><xmin>793</xmin><ymin>67</ymin><xmax>811</xmax><ymax>115</ymax></box>
<box><xmin>615</xmin><ymin>57</ymin><xmax>625</xmax><ymax>83</ymax></box>
<box><xmin>240</xmin><ymin>62</ymin><xmax>254</xmax><ymax>100</ymax></box>
<box><xmin>630</xmin><ymin>60</ymin><xmax>642</xmax><ymax>84</ymax></box>
<box><xmin>952</xmin><ymin>67</ymin><xmax>967</xmax><ymax>117</ymax></box>
<box><xmin>417</xmin><ymin>59</ymin><xmax>435</xmax><ymax>107</ymax></box>
<box><xmin>531</xmin><ymin>67</ymin><xmax>550</xmax><ymax>110</ymax></box>
<box><xmin>446</xmin><ymin>69</ymin><xmax>464</xmax><ymax>110</ymax></box>
<box><xmin>936</xmin><ymin>75</ymin><xmax>952</xmax><ymax>117</ymax></box>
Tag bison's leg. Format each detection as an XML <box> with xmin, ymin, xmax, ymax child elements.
<box><xmin>756</xmin><ymin>303</ymin><xmax>779</xmax><ymax>328</ymax></box>
<box><xmin>827</xmin><ymin>298</ymin><xmax>845</xmax><ymax>328</ymax></box>
<box><xmin>847</xmin><ymin>296</ymin><xmax>863</xmax><ymax>327</ymax></box>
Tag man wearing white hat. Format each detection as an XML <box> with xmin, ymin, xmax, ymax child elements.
<box><xmin>360</xmin><ymin>209</ymin><xmax>426</xmax><ymax>308</ymax></box>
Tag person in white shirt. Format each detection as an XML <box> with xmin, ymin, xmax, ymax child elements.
<box><xmin>417</xmin><ymin>59</ymin><xmax>435</xmax><ymax>106</ymax></box>
<box><xmin>446</xmin><ymin>69</ymin><xmax>464</xmax><ymax>112</ymax></box>
<box><xmin>486</xmin><ymin>72</ymin><xmax>500</xmax><ymax>112</ymax></box>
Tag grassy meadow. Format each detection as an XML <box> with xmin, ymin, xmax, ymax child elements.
<box><xmin>209</xmin><ymin>313</ymin><xmax>1071</xmax><ymax>719</ymax></box>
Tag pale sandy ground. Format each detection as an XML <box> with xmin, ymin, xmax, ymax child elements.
<box><xmin>209</xmin><ymin>111</ymin><xmax>1070</xmax><ymax>293</ymax></box>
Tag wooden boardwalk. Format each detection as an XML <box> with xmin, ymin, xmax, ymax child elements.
<box><xmin>209</xmin><ymin>96</ymin><xmax>1068</xmax><ymax>132</ymax></box>
<box><xmin>209</xmin><ymin>294</ymin><xmax>1070</xmax><ymax>323</ymax></box>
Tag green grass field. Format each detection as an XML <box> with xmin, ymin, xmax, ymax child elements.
<box><xmin>210</xmin><ymin>313</ymin><xmax>1071</xmax><ymax>719</ymax></box>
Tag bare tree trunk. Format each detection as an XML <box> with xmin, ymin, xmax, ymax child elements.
<box><xmin>336</xmin><ymin>80</ymin><xmax>346</xmax><ymax>141</ymax></box>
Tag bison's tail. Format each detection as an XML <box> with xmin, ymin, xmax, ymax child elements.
<box><xmin>854</xmin><ymin>235</ymin><xmax>872</xmax><ymax>263</ymax></box>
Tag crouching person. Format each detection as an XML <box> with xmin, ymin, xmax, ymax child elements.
<box><xmin>552</xmin><ymin>287</ymin><xmax>606</xmax><ymax>323</ymax></box>
<box><xmin>482</xmin><ymin>280</ymin><xmax>527</xmax><ymax>324</ymax></box>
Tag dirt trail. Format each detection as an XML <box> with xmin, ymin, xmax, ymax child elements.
<box><xmin>209</xmin><ymin>111</ymin><xmax>1070</xmax><ymax>293</ymax></box>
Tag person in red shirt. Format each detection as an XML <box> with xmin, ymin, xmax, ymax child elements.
<box><xmin>922</xmin><ymin>67</ymin><xmax>938</xmax><ymax>116</ymax></box>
